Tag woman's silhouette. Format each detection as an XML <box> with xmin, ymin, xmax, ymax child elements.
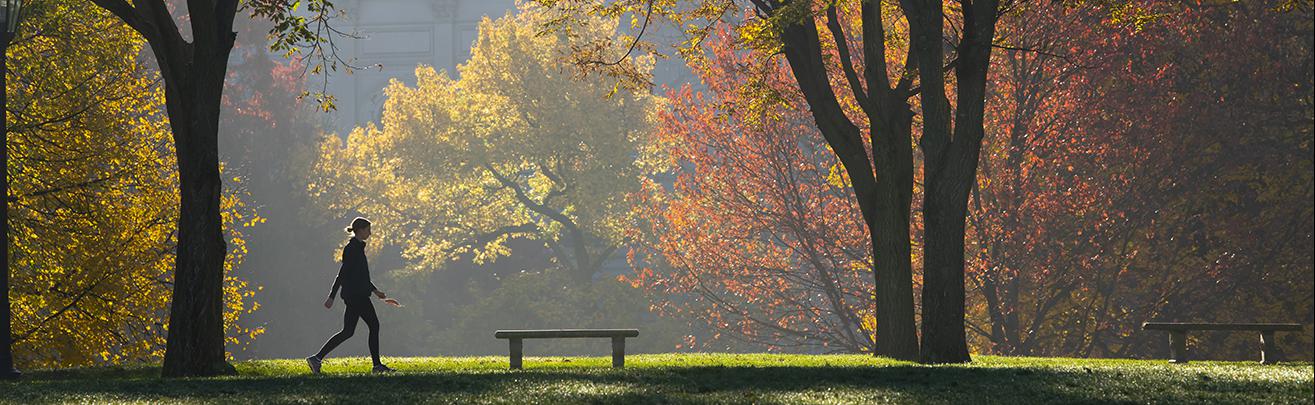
<box><xmin>306</xmin><ymin>217</ymin><xmax>394</xmax><ymax>373</ymax></box>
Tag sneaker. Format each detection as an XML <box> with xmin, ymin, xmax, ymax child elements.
<box><xmin>306</xmin><ymin>356</ymin><xmax>322</xmax><ymax>374</ymax></box>
<box><xmin>372</xmin><ymin>363</ymin><xmax>395</xmax><ymax>373</ymax></box>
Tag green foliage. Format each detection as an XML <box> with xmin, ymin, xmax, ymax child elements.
<box><xmin>3</xmin><ymin>355</ymin><xmax>1311</xmax><ymax>403</ymax></box>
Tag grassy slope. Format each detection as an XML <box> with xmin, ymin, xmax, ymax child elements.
<box><xmin>2</xmin><ymin>354</ymin><xmax>1311</xmax><ymax>404</ymax></box>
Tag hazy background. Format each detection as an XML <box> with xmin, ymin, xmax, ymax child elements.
<box><xmin>9</xmin><ymin>0</ymin><xmax>1299</xmax><ymax>367</ymax></box>
<box><xmin>208</xmin><ymin>0</ymin><xmax>1312</xmax><ymax>362</ymax></box>
<box><xmin>220</xmin><ymin>0</ymin><xmax>700</xmax><ymax>360</ymax></box>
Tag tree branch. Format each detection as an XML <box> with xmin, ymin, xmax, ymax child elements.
<box><xmin>824</xmin><ymin>5</ymin><xmax>869</xmax><ymax>112</ymax></box>
<box><xmin>484</xmin><ymin>163</ymin><xmax>579</xmax><ymax>234</ymax></box>
<box><xmin>860</xmin><ymin>0</ymin><xmax>894</xmax><ymax>101</ymax></box>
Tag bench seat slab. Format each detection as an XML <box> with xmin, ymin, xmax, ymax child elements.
<box><xmin>495</xmin><ymin>329</ymin><xmax>640</xmax><ymax>339</ymax></box>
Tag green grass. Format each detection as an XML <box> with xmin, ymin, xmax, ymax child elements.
<box><xmin>2</xmin><ymin>354</ymin><xmax>1311</xmax><ymax>404</ymax></box>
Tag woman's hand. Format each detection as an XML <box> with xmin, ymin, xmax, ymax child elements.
<box><xmin>373</xmin><ymin>290</ymin><xmax>386</xmax><ymax>299</ymax></box>
<box><xmin>323</xmin><ymin>297</ymin><xmax>333</xmax><ymax>309</ymax></box>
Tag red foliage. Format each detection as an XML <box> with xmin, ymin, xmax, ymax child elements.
<box><xmin>632</xmin><ymin>1</ymin><xmax>1313</xmax><ymax>359</ymax></box>
<box><xmin>628</xmin><ymin>25</ymin><xmax>880</xmax><ymax>352</ymax></box>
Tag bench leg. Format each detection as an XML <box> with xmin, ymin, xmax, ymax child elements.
<box><xmin>509</xmin><ymin>338</ymin><xmax>523</xmax><ymax>370</ymax></box>
<box><xmin>612</xmin><ymin>337</ymin><xmax>625</xmax><ymax>368</ymax></box>
<box><xmin>1260</xmin><ymin>331</ymin><xmax>1279</xmax><ymax>365</ymax></box>
<box><xmin>1169</xmin><ymin>331</ymin><xmax>1188</xmax><ymax>364</ymax></box>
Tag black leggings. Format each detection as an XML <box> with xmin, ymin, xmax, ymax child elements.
<box><xmin>315</xmin><ymin>297</ymin><xmax>381</xmax><ymax>365</ymax></box>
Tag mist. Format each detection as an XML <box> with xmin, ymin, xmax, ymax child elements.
<box><xmin>205</xmin><ymin>0</ymin><xmax>1313</xmax><ymax>363</ymax></box>
<box><xmin>8</xmin><ymin>0</ymin><xmax>1303</xmax><ymax>371</ymax></box>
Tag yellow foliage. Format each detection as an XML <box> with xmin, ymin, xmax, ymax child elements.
<box><xmin>6</xmin><ymin>1</ymin><xmax>260</xmax><ymax>368</ymax></box>
<box><xmin>310</xmin><ymin>5</ymin><xmax>658</xmax><ymax>275</ymax></box>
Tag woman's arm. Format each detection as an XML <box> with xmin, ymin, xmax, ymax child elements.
<box><xmin>328</xmin><ymin>263</ymin><xmax>344</xmax><ymax>299</ymax></box>
<box><xmin>328</xmin><ymin>245</ymin><xmax>353</xmax><ymax>299</ymax></box>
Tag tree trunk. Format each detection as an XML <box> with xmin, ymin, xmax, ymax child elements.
<box><xmin>868</xmin><ymin>103</ymin><xmax>920</xmax><ymax>361</ymax></box>
<box><xmin>157</xmin><ymin>18</ymin><xmax>238</xmax><ymax>379</ymax></box>
<box><xmin>1</xmin><ymin>33</ymin><xmax>20</xmax><ymax>379</ymax></box>
<box><xmin>919</xmin><ymin>0</ymin><xmax>999</xmax><ymax>364</ymax></box>
<box><xmin>160</xmin><ymin>95</ymin><xmax>233</xmax><ymax>377</ymax></box>
<box><xmin>921</xmin><ymin>174</ymin><xmax>974</xmax><ymax>363</ymax></box>
<box><xmin>777</xmin><ymin>16</ymin><xmax>920</xmax><ymax>361</ymax></box>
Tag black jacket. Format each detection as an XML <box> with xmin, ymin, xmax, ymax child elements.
<box><xmin>329</xmin><ymin>237</ymin><xmax>376</xmax><ymax>300</ymax></box>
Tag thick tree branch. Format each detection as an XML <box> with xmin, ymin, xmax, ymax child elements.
<box><xmin>127</xmin><ymin>0</ymin><xmax>191</xmax><ymax>65</ymax></box>
<box><xmin>824</xmin><ymin>5</ymin><xmax>870</xmax><ymax>112</ymax></box>
<box><xmin>87</xmin><ymin>0</ymin><xmax>142</xmax><ymax>32</ymax></box>
<box><xmin>444</xmin><ymin>223</ymin><xmax>540</xmax><ymax>259</ymax></box>
<box><xmin>484</xmin><ymin>163</ymin><xmax>577</xmax><ymax>231</ymax></box>
<box><xmin>860</xmin><ymin>0</ymin><xmax>894</xmax><ymax>101</ymax></box>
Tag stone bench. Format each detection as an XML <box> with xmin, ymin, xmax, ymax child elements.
<box><xmin>494</xmin><ymin>329</ymin><xmax>640</xmax><ymax>369</ymax></box>
<box><xmin>1142</xmin><ymin>322</ymin><xmax>1303</xmax><ymax>364</ymax></box>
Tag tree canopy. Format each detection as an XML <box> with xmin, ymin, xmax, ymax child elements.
<box><xmin>311</xmin><ymin>5</ymin><xmax>659</xmax><ymax>280</ymax></box>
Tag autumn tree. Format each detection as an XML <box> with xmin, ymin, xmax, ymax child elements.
<box><xmin>311</xmin><ymin>6</ymin><xmax>657</xmax><ymax>281</ymax></box>
<box><xmin>79</xmin><ymin>0</ymin><xmax>348</xmax><ymax>375</ymax></box>
<box><xmin>960</xmin><ymin>0</ymin><xmax>1133</xmax><ymax>355</ymax></box>
<box><xmin>5</xmin><ymin>0</ymin><xmax>259</xmax><ymax>368</ymax></box>
<box><xmin>537</xmin><ymin>0</ymin><xmax>1017</xmax><ymax>362</ymax></box>
<box><xmin>629</xmin><ymin>25</ymin><xmax>880</xmax><ymax>352</ymax></box>
<box><xmin>960</xmin><ymin>0</ymin><xmax>1313</xmax><ymax>360</ymax></box>
<box><xmin>1062</xmin><ymin>1</ymin><xmax>1312</xmax><ymax>359</ymax></box>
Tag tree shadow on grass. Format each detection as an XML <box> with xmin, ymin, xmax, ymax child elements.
<box><xmin>4</xmin><ymin>364</ymin><xmax>1308</xmax><ymax>404</ymax></box>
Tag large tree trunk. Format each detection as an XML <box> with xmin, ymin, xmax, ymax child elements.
<box><xmin>778</xmin><ymin>15</ymin><xmax>920</xmax><ymax>361</ymax></box>
<box><xmin>160</xmin><ymin>74</ymin><xmax>234</xmax><ymax>377</ymax></box>
<box><xmin>149</xmin><ymin>2</ymin><xmax>238</xmax><ymax>377</ymax></box>
<box><xmin>868</xmin><ymin>103</ymin><xmax>920</xmax><ymax>361</ymax></box>
<box><xmin>918</xmin><ymin>0</ymin><xmax>999</xmax><ymax>364</ymax></box>
<box><xmin>921</xmin><ymin>173</ymin><xmax>974</xmax><ymax>363</ymax></box>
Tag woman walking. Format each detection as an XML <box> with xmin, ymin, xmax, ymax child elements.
<box><xmin>306</xmin><ymin>217</ymin><xmax>394</xmax><ymax>373</ymax></box>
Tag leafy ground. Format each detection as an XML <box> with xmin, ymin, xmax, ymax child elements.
<box><xmin>2</xmin><ymin>354</ymin><xmax>1311</xmax><ymax>404</ymax></box>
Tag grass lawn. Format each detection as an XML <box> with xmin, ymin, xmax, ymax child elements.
<box><xmin>2</xmin><ymin>354</ymin><xmax>1311</xmax><ymax>404</ymax></box>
